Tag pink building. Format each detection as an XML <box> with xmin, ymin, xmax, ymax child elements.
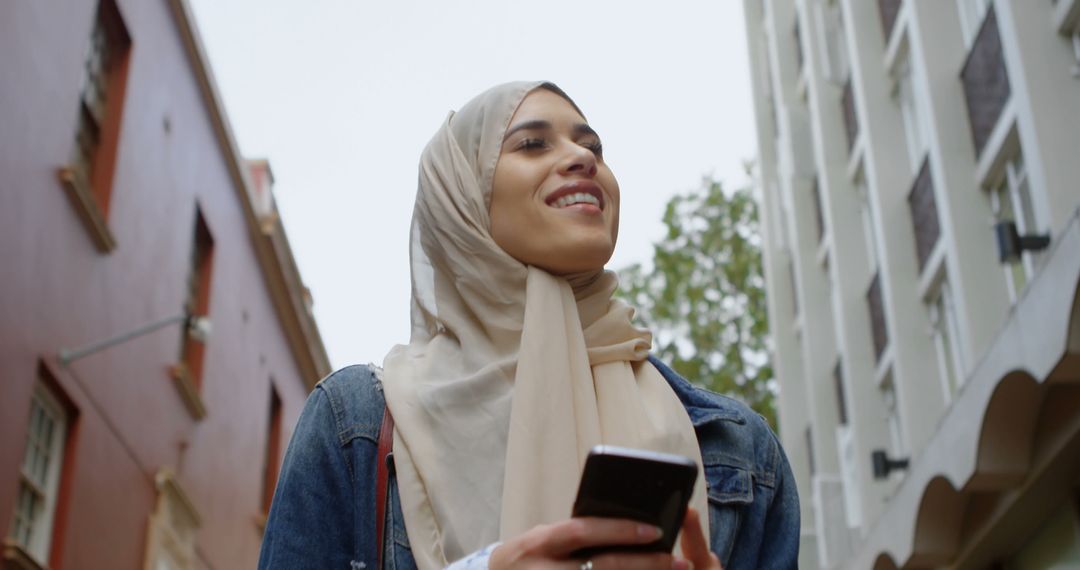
<box><xmin>0</xmin><ymin>0</ymin><xmax>330</xmax><ymax>567</ymax></box>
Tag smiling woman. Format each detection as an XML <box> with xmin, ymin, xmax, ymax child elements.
<box><xmin>491</xmin><ymin>88</ymin><xmax>620</xmax><ymax>275</ymax></box>
<box><xmin>257</xmin><ymin>81</ymin><xmax>800</xmax><ymax>570</ymax></box>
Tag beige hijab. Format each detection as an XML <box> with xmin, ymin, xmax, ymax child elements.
<box><xmin>381</xmin><ymin>81</ymin><xmax>708</xmax><ymax>569</ymax></box>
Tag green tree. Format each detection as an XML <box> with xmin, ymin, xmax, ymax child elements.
<box><xmin>619</xmin><ymin>174</ymin><xmax>776</xmax><ymax>428</ymax></box>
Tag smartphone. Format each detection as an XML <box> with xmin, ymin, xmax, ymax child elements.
<box><xmin>570</xmin><ymin>445</ymin><xmax>698</xmax><ymax>556</ymax></box>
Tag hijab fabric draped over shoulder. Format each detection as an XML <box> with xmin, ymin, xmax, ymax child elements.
<box><xmin>382</xmin><ymin>81</ymin><xmax>708</xmax><ymax>569</ymax></box>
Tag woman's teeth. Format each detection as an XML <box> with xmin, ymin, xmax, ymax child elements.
<box><xmin>552</xmin><ymin>193</ymin><xmax>600</xmax><ymax>209</ymax></box>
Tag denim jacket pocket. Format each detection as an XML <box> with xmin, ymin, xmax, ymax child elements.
<box><xmin>704</xmin><ymin>463</ymin><xmax>753</xmax><ymax>567</ymax></box>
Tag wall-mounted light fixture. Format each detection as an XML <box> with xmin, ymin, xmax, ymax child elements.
<box><xmin>994</xmin><ymin>220</ymin><xmax>1049</xmax><ymax>264</ymax></box>
<box><xmin>59</xmin><ymin>312</ymin><xmax>212</xmax><ymax>366</ymax></box>
<box><xmin>871</xmin><ymin>449</ymin><xmax>909</xmax><ymax>480</ymax></box>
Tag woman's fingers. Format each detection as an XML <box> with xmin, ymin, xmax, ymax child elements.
<box><xmin>491</xmin><ymin>518</ymin><xmax>681</xmax><ymax>569</ymax></box>
<box><xmin>544</xmin><ymin>517</ymin><xmax>663</xmax><ymax>557</ymax></box>
<box><xmin>586</xmin><ymin>552</ymin><xmax>675</xmax><ymax>569</ymax></box>
<box><xmin>678</xmin><ymin>508</ymin><xmax>722</xmax><ymax>570</ymax></box>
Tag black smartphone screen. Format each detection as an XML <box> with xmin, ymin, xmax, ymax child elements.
<box><xmin>570</xmin><ymin>445</ymin><xmax>698</xmax><ymax>556</ymax></box>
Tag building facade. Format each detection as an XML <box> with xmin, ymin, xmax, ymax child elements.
<box><xmin>0</xmin><ymin>0</ymin><xmax>330</xmax><ymax>568</ymax></box>
<box><xmin>743</xmin><ymin>0</ymin><xmax>1080</xmax><ymax>567</ymax></box>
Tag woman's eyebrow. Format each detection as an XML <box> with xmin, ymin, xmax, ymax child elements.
<box><xmin>573</xmin><ymin>124</ymin><xmax>599</xmax><ymax>139</ymax></box>
<box><xmin>502</xmin><ymin>121</ymin><xmax>600</xmax><ymax>142</ymax></box>
<box><xmin>503</xmin><ymin>120</ymin><xmax>551</xmax><ymax>142</ymax></box>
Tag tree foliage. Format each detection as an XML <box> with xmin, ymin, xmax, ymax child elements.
<box><xmin>618</xmin><ymin>175</ymin><xmax>777</xmax><ymax>428</ymax></box>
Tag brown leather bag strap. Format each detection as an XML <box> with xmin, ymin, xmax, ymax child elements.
<box><xmin>375</xmin><ymin>403</ymin><xmax>395</xmax><ymax>570</ymax></box>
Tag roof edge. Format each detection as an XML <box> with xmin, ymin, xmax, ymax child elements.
<box><xmin>850</xmin><ymin>208</ymin><xmax>1080</xmax><ymax>568</ymax></box>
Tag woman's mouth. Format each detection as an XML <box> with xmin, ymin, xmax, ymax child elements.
<box><xmin>545</xmin><ymin>182</ymin><xmax>605</xmax><ymax>213</ymax></box>
<box><xmin>551</xmin><ymin>192</ymin><xmax>601</xmax><ymax>209</ymax></box>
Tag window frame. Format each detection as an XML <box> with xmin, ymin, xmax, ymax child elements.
<box><xmin>891</xmin><ymin>51</ymin><xmax>931</xmax><ymax>176</ymax></box>
<box><xmin>1072</xmin><ymin>29</ymin><xmax>1080</xmax><ymax>75</ymax></box>
<box><xmin>880</xmin><ymin>372</ymin><xmax>906</xmax><ymax>461</ymax></box>
<box><xmin>927</xmin><ymin>279</ymin><xmax>966</xmax><ymax>403</ymax></box>
<box><xmin>957</xmin><ymin>0</ymin><xmax>992</xmax><ymax>47</ymax></box>
<box><xmin>143</xmin><ymin>469</ymin><xmax>201</xmax><ymax>570</ymax></box>
<box><xmin>988</xmin><ymin>151</ymin><xmax>1041</xmax><ymax>303</ymax></box>
<box><xmin>833</xmin><ymin>358</ymin><xmax>849</xmax><ymax>426</ymax></box>
<box><xmin>817</xmin><ymin>0</ymin><xmax>851</xmax><ymax>84</ymax></box>
<box><xmin>855</xmin><ymin>176</ymin><xmax>880</xmax><ymax>275</ymax></box>
<box><xmin>57</xmin><ymin>0</ymin><xmax>132</xmax><ymax>253</ymax></box>
<box><xmin>7</xmin><ymin>380</ymin><xmax>70</xmax><ymax>567</ymax></box>
<box><xmin>793</xmin><ymin>15</ymin><xmax>805</xmax><ymax>73</ymax></box>
<box><xmin>260</xmin><ymin>385</ymin><xmax>283</xmax><ymax>519</ymax></box>
<box><xmin>170</xmin><ymin>206</ymin><xmax>214</xmax><ymax>420</ymax></box>
<box><xmin>811</xmin><ymin>177</ymin><xmax>826</xmax><ymax>244</ymax></box>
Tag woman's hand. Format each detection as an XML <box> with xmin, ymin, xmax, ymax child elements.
<box><xmin>489</xmin><ymin>517</ymin><xmax>674</xmax><ymax>569</ymax></box>
<box><xmin>488</xmin><ymin>509</ymin><xmax>723</xmax><ymax>569</ymax></box>
<box><xmin>678</xmin><ymin>508</ymin><xmax>722</xmax><ymax>570</ymax></box>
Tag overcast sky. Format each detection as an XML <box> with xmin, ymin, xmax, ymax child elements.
<box><xmin>187</xmin><ymin>0</ymin><xmax>759</xmax><ymax>369</ymax></box>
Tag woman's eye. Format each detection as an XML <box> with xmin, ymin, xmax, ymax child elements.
<box><xmin>518</xmin><ymin>138</ymin><xmax>548</xmax><ymax>151</ymax></box>
<box><xmin>582</xmin><ymin>141</ymin><xmax>603</xmax><ymax>157</ymax></box>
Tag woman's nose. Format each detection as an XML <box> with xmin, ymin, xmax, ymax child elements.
<box><xmin>557</xmin><ymin>144</ymin><xmax>598</xmax><ymax>178</ymax></box>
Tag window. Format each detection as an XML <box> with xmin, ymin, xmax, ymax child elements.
<box><xmin>957</xmin><ymin>0</ymin><xmax>992</xmax><ymax>46</ymax></box>
<box><xmin>818</xmin><ymin>0</ymin><xmax>850</xmax><ymax>83</ymax></box>
<box><xmin>772</xmin><ymin>181</ymin><xmax>790</xmax><ymax>250</ymax></box>
<box><xmin>880</xmin><ymin>373</ymin><xmax>906</xmax><ymax>458</ymax></box>
<box><xmin>961</xmin><ymin>6</ymin><xmax>1011</xmax><ymax>157</ymax></box>
<box><xmin>929</xmin><ymin>280</ymin><xmax>966</xmax><ymax>402</ymax></box>
<box><xmin>907</xmin><ymin>158</ymin><xmax>940</xmax><ymax>272</ymax></box>
<box><xmin>990</xmin><ymin>152</ymin><xmax>1041</xmax><ymax>302</ymax></box>
<box><xmin>834</xmin><ymin>359</ymin><xmax>849</xmax><ymax>425</ymax></box>
<box><xmin>841</xmin><ymin>78</ymin><xmax>859</xmax><ymax>151</ymax></box>
<box><xmin>787</xmin><ymin>259</ymin><xmax>800</xmax><ymax>317</ymax></box>
<box><xmin>793</xmin><ymin>17</ymin><xmax>805</xmax><ymax>73</ymax></box>
<box><xmin>1072</xmin><ymin>29</ymin><xmax>1080</xmax><ymax>76</ymax></box>
<box><xmin>811</xmin><ymin>177</ymin><xmax>826</xmax><ymax>243</ymax></box>
<box><xmin>171</xmin><ymin>207</ymin><xmax>214</xmax><ymax>419</ymax></box>
<box><xmin>58</xmin><ymin>0</ymin><xmax>131</xmax><ymax>252</ymax></box>
<box><xmin>180</xmin><ymin>209</ymin><xmax>213</xmax><ymax>385</ymax></box>
<box><xmin>143</xmin><ymin>469</ymin><xmax>200</xmax><ymax>570</ymax></box>
<box><xmin>761</xmin><ymin>37</ymin><xmax>780</xmax><ymax>140</ymax></box>
<box><xmin>8</xmin><ymin>382</ymin><xmax>69</xmax><ymax>566</ymax></box>
<box><xmin>261</xmin><ymin>386</ymin><xmax>283</xmax><ymax>518</ymax></box>
<box><xmin>878</xmin><ymin>0</ymin><xmax>902</xmax><ymax>42</ymax></box>
<box><xmin>893</xmin><ymin>55</ymin><xmax>930</xmax><ymax>175</ymax></box>
<box><xmin>856</xmin><ymin>178</ymin><xmax>880</xmax><ymax>273</ymax></box>
<box><xmin>867</xmin><ymin>272</ymin><xmax>889</xmax><ymax>363</ymax></box>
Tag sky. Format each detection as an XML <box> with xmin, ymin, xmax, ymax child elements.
<box><xmin>187</xmin><ymin>0</ymin><xmax>759</xmax><ymax>369</ymax></box>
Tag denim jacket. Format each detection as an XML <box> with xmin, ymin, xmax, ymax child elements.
<box><xmin>258</xmin><ymin>357</ymin><xmax>800</xmax><ymax>569</ymax></box>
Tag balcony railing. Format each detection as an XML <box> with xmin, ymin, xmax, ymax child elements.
<box><xmin>878</xmin><ymin>0</ymin><xmax>902</xmax><ymax>43</ymax></box>
<box><xmin>842</xmin><ymin>78</ymin><xmax>858</xmax><ymax>151</ymax></box>
<box><xmin>907</xmin><ymin>157</ymin><xmax>940</xmax><ymax>272</ymax></box>
<box><xmin>867</xmin><ymin>272</ymin><xmax>888</xmax><ymax>362</ymax></box>
<box><xmin>961</xmin><ymin>7</ymin><xmax>1011</xmax><ymax>157</ymax></box>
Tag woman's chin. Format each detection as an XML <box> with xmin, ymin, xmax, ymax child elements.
<box><xmin>538</xmin><ymin>246</ymin><xmax>614</xmax><ymax>276</ymax></box>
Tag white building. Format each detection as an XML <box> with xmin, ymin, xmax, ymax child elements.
<box><xmin>742</xmin><ymin>0</ymin><xmax>1080</xmax><ymax>567</ymax></box>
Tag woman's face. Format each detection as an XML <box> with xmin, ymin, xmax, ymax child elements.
<box><xmin>490</xmin><ymin>89</ymin><xmax>620</xmax><ymax>275</ymax></box>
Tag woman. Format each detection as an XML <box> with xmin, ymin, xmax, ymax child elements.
<box><xmin>259</xmin><ymin>82</ymin><xmax>800</xmax><ymax>569</ymax></box>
